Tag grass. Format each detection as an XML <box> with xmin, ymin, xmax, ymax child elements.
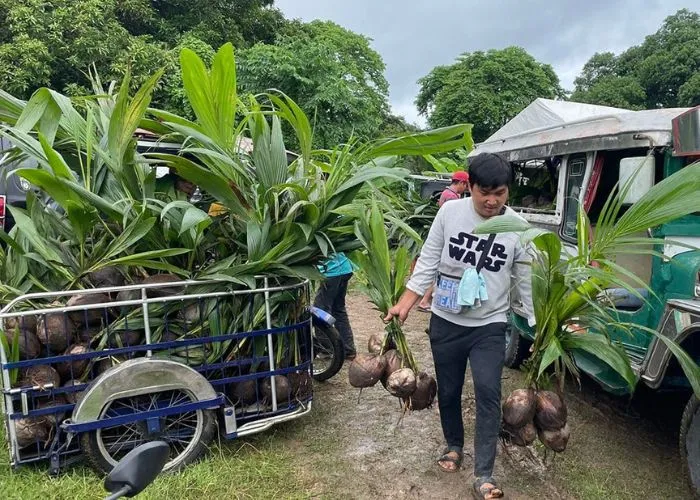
<box><xmin>0</xmin><ymin>431</ymin><xmax>318</xmax><ymax>500</ymax></box>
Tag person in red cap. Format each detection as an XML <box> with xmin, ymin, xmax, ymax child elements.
<box><xmin>418</xmin><ymin>170</ymin><xmax>470</xmax><ymax>311</ymax></box>
<box><xmin>439</xmin><ymin>171</ymin><xmax>469</xmax><ymax>207</ymax></box>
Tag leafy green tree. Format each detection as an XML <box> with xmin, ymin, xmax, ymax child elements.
<box><xmin>572</xmin><ymin>9</ymin><xmax>700</xmax><ymax>109</ymax></box>
<box><xmin>679</xmin><ymin>72</ymin><xmax>700</xmax><ymax>107</ymax></box>
<box><xmin>416</xmin><ymin>47</ymin><xmax>564</xmax><ymax>142</ymax></box>
<box><xmin>237</xmin><ymin>21</ymin><xmax>390</xmax><ymax>148</ymax></box>
<box><xmin>0</xmin><ymin>0</ymin><xmax>283</xmax><ymax>107</ymax></box>
<box><xmin>571</xmin><ymin>75</ymin><xmax>646</xmax><ymax>109</ymax></box>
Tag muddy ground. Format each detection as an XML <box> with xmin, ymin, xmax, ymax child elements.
<box><xmin>271</xmin><ymin>292</ymin><xmax>693</xmax><ymax>499</ymax></box>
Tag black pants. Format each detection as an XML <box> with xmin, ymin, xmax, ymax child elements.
<box><xmin>429</xmin><ymin>314</ymin><xmax>506</xmax><ymax>478</ymax></box>
<box><xmin>314</xmin><ymin>273</ymin><xmax>356</xmax><ymax>356</ymax></box>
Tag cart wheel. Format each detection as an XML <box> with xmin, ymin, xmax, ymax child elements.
<box><xmin>312</xmin><ymin>323</ymin><xmax>345</xmax><ymax>382</ymax></box>
<box><xmin>82</xmin><ymin>389</ymin><xmax>217</xmax><ymax>474</ymax></box>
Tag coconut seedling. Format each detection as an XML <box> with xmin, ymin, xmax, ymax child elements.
<box><xmin>36</xmin><ymin>312</ymin><xmax>75</xmax><ymax>354</ymax></box>
<box><xmin>475</xmin><ymin>159</ymin><xmax>700</xmax><ymax>454</ymax></box>
<box><xmin>350</xmin><ymin>201</ymin><xmax>436</xmax><ymax>410</ymax></box>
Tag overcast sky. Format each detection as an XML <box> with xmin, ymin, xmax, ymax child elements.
<box><xmin>275</xmin><ymin>0</ymin><xmax>692</xmax><ymax>125</ymax></box>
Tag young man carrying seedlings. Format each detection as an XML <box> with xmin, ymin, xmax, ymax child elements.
<box><xmin>385</xmin><ymin>153</ymin><xmax>534</xmax><ymax>500</ymax></box>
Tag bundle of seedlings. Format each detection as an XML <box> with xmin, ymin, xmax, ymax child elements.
<box><xmin>349</xmin><ymin>202</ymin><xmax>436</xmax><ymax>411</ymax></box>
<box><xmin>474</xmin><ymin>160</ymin><xmax>700</xmax><ymax>454</ymax></box>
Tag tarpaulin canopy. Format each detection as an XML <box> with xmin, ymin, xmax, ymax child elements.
<box><xmin>470</xmin><ymin>98</ymin><xmax>689</xmax><ymax>162</ymax></box>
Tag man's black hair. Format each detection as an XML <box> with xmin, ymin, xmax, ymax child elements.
<box><xmin>467</xmin><ymin>153</ymin><xmax>514</xmax><ymax>189</ymax></box>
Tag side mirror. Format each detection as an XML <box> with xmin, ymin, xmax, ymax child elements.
<box><xmin>619</xmin><ymin>156</ymin><xmax>655</xmax><ymax>204</ymax></box>
<box><xmin>104</xmin><ymin>441</ymin><xmax>170</xmax><ymax>500</ymax></box>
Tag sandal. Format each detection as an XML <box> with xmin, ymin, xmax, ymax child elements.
<box><xmin>473</xmin><ymin>477</ymin><xmax>504</xmax><ymax>499</ymax></box>
<box><xmin>436</xmin><ymin>448</ymin><xmax>463</xmax><ymax>473</ymax></box>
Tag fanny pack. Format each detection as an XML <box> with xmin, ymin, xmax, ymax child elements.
<box><xmin>433</xmin><ymin>233</ymin><xmax>497</xmax><ymax>314</ymax></box>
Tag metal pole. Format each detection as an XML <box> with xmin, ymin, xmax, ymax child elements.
<box><xmin>0</xmin><ymin>325</ymin><xmax>19</xmax><ymax>466</ymax></box>
<box><xmin>141</xmin><ymin>287</ymin><xmax>152</xmax><ymax>358</ymax></box>
<box><xmin>264</xmin><ymin>277</ymin><xmax>277</xmax><ymax>412</ymax></box>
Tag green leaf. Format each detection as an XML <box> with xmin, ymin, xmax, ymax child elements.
<box><xmin>180</xmin><ymin>207</ymin><xmax>211</xmax><ymax>235</ymax></box>
<box><xmin>7</xmin><ymin>206</ymin><xmax>64</xmax><ymax>266</ymax></box>
<box><xmin>538</xmin><ymin>337</ymin><xmax>563</xmax><ymax>378</ymax></box>
<box><xmin>473</xmin><ymin>213</ymin><xmax>532</xmax><ymax>234</ymax></box>
<box><xmin>561</xmin><ymin>333</ymin><xmax>637</xmax><ymax>391</ymax></box>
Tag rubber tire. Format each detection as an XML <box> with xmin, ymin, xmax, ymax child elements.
<box><xmin>82</xmin><ymin>401</ymin><xmax>217</xmax><ymax>475</ymax></box>
<box><xmin>312</xmin><ymin>324</ymin><xmax>345</xmax><ymax>382</ymax></box>
<box><xmin>504</xmin><ymin>323</ymin><xmax>532</xmax><ymax>369</ymax></box>
<box><xmin>680</xmin><ymin>395</ymin><xmax>700</xmax><ymax>498</ymax></box>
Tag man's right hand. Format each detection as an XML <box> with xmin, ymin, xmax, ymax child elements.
<box><xmin>383</xmin><ymin>304</ymin><xmax>410</xmax><ymax>325</ymax></box>
<box><xmin>383</xmin><ymin>289</ymin><xmax>421</xmax><ymax>325</ymax></box>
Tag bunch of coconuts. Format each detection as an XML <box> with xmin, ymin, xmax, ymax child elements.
<box><xmin>501</xmin><ymin>388</ymin><xmax>570</xmax><ymax>453</ymax></box>
<box><xmin>348</xmin><ymin>332</ymin><xmax>436</xmax><ymax>411</ymax></box>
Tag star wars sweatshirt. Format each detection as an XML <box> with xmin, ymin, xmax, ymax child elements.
<box><xmin>406</xmin><ymin>197</ymin><xmax>535</xmax><ymax>327</ymax></box>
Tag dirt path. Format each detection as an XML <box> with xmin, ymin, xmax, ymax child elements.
<box><xmin>275</xmin><ymin>292</ymin><xmax>691</xmax><ymax>499</ymax></box>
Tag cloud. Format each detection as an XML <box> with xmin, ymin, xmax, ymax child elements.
<box><xmin>275</xmin><ymin>0</ymin><xmax>690</xmax><ymax>122</ymax></box>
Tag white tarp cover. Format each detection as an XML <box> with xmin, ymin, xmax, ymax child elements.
<box><xmin>471</xmin><ymin>98</ymin><xmax>690</xmax><ymax>160</ymax></box>
<box><xmin>485</xmin><ymin>98</ymin><xmax>628</xmax><ymax>142</ymax></box>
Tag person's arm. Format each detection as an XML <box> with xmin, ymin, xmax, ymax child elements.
<box><xmin>513</xmin><ymin>239</ymin><xmax>536</xmax><ymax>327</ymax></box>
<box><xmin>384</xmin><ymin>208</ymin><xmax>446</xmax><ymax>323</ymax></box>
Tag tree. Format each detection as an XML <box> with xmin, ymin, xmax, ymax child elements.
<box><xmin>570</xmin><ymin>75</ymin><xmax>646</xmax><ymax>110</ymax></box>
<box><xmin>237</xmin><ymin>21</ymin><xmax>390</xmax><ymax>148</ymax></box>
<box><xmin>679</xmin><ymin>72</ymin><xmax>700</xmax><ymax>107</ymax></box>
<box><xmin>416</xmin><ymin>47</ymin><xmax>564</xmax><ymax>142</ymax></box>
<box><xmin>572</xmin><ymin>9</ymin><xmax>700</xmax><ymax>109</ymax></box>
<box><xmin>0</xmin><ymin>0</ymin><xmax>284</xmax><ymax>114</ymax></box>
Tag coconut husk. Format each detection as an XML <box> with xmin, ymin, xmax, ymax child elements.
<box><xmin>94</xmin><ymin>355</ymin><xmax>127</xmax><ymax>376</ymax></box>
<box><xmin>367</xmin><ymin>334</ymin><xmax>383</xmax><ymax>355</ymax></box>
<box><xmin>178</xmin><ymin>302</ymin><xmax>204</xmax><ymax>326</ymax></box>
<box><xmin>348</xmin><ymin>353</ymin><xmax>387</xmax><ymax>388</ymax></box>
<box><xmin>75</xmin><ymin>326</ymin><xmax>102</xmax><ymax>346</ymax></box>
<box><xmin>114</xmin><ymin>289</ymin><xmax>141</xmax><ymax>315</ymax></box>
<box><xmin>36</xmin><ymin>395</ymin><xmax>68</xmax><ymax>427</ymax></box>
<box><xmin>504</xmin><ymin>421</ymin><xmax>537</xmax><ymax>447</ymax></box>
<box><xmin>66</xmin><ymin>294</ymin><xmax>112</xmax><ymax>326</ymax></box>
<box><xmin>380</xmin><ymin>349</ymin><xmax>403</xmax><ymax>388</ymax></box>
<box><xmin>3</xmin><ymin>328</ymin><xmax>42</xmax><ymax>360</ymax></box>
<box><xmin>87</xmin><ymin>267</ymin><xmax>125</xmax><ymax>289</ymax></box>
<box><xmin>534</xmin><ymin>390</ymin><xmax>568</xmax><ymax>431</ymax></box>
<box><xmin>106</xmin><ymin>329</ymin><xmax>143</xmax><ymax>348</ymax></box>
<box><xmin>408</xmin><ymin>371</ymin><xmax>437</xmax><ymax>410</ymax></box>
<box><xmin>4</xmin><ymin>315</ymin><xmax>38</xmax><ymax>333</ymax></box>
<box><xmin>260</xmin><ymin>376</ymin><xmax>291</xmax><ymax>404</ymax></box>
<box><xmin>62</xmin><ymin>379</ymin><xmax>86</xmax><ymax>404</ymax></box>
<box><xmin>142</xmin><ymin>274</ymin><xmax>184</xmax><ymax>298</ymax></box>
<box><xmin>230</xmin><ymin>380</ymin><xmax>259</xmax><ymax>405</ymax></box>
<box><xmin>36</xmin><ymin>314</ymin><xmax>74</xmax><ymax>353</ymax></box>
<box><xmin>538</xmin><ymin>422</ymin><xmax>570</xmax><ymax>452</ymax></box>
<box><xmin>502</xmin><ymin>388</ymin><xmax>537</xmax><ymax>428</ymax></box>
<box><xmin>14</xmin><ymin>416</ymin><xmax>51</xmax><ymax>448</ymax></box>
<box><xmin>386</xmin><ymin>368</ymin><xmax>417</xmax><ymax>398</ymax></box>
<box><xmin>56</xmin><ymin>344</ymin><xmax>90</xmax><ymax>381</ymax></box>
<box><xmin>288</xmin><ymin>371</ymin><xmax>312</xmax><ymax>400</ymax></box>
<box><xmin>20</xmin><ymin>365</ymin><xmax>61</xmax><ymax>390</ymax></box>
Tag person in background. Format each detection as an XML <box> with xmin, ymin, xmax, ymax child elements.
<box><xmin>384</xmin><ymin>153</ymin><xmax>534</xmax><ymax>500</ymax></box>
<box><xmin>417</xmin><ymin>170</ymin><xmax>470</xmax><ymax>311</ymax></box>
<box><xmin>315</xmin><ymin>252</ymin><xmax>357</xmax><ymax>360</ymax></box>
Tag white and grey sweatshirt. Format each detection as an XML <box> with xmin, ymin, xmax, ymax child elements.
<box><xmin>406</xmin><ymin>197</ymin><xmax>535</xmax><ymax>327</ymax></box>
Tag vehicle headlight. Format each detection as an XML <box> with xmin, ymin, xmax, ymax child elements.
<box><xmin>695</xmin><ymin>272</ymin><xmax>700</xmax><ymax>298</ymax></box>
<box><xmin>19</xmin><ymin>178</ymin><xmax>31</xmax><ymax>191</ymax></box>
